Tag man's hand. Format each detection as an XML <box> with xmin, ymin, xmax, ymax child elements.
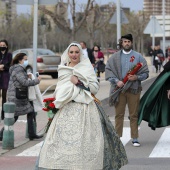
<box><xmin>128</xmin><ymin>74</ymin><xmax>138</xmax><ymax>81</ymax></box>
<box><xmin>167</xmin><ymin>90</ymin><xmax>170</xmax><ymax>99</ymax></box>
<box><xmin>70</xmin><ymin>75</ymin><xmax>78</xmax><ymax>85</ymax></box>
<box><xmin>117</xmin><ymin>81</ymin><xmax>124</xmax><ymax>88</ymax></box>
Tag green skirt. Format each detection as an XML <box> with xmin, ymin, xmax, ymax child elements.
<box><xmin>138</xmin><ymin>70</ymin><xmax>170</xmax><ymax>130</ymax></box>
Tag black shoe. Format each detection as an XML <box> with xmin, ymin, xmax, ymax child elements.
<box><xmin>29</xmin><ymin>134</ymin><xmax>43</xmax><ymax>140</ymax></box>
<box><xmin>0</xmin><ymin>136</ymin><xmax>2</xmax><ymax>141</ymax></box>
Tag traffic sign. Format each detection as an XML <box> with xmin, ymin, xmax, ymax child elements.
<box><xmin>144</xmin><ymin>16</ymin><xmax>163</xmax><ymax>34</ymax></box>
<box><xmin>109</xmin><ymin>10</ymin><xmax>129</xmax><ymax>24</ymax></box>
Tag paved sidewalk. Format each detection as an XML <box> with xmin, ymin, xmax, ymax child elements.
<box><xmin>0</xmin><ymin>64</ymin><xmax>158</xmax><ymax>155</ymax></box>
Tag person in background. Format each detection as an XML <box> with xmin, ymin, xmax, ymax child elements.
<box><xmin>80</xmin><ymin>41</ymin><xmax>95</xmax><ymax>66</ymax></box>
<box><xmin>0</xmin><ymin>53</ymin><xmax>43</xmax><ymax>141</ymax></box>
<box><xmin>92</xmin><ymin>45</ymin><xmax>105</xmax><ymax>82</ymax></box>
<box><xmin>105</xmin><ymin>34</ymin><xmax>149</xmax><ymax>147</ymax></box>
<box><xmin>0</xmin><ymin>39</ymin><xmax>12</xmax><ymax>120</ymax></box>
<box><xmin>157</xmin><ymin>45</ymin><xmax>165</xmax><ymax>71</ymax></box>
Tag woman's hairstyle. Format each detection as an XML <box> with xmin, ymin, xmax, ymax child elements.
<box><xmin>0</xmin><ymin>39</ymin><xmax>9</xmax><ymax>54</ymax></box>
<box><xmin>92</xmin><ymin>45</ymin><xmax>101</xmax><ymax>51</ymax></box>
<box><xmin>60</xmin><ymin>42</ymin><xmax>84</xmax><ymax>65</ymax></box>
<box><xmin>12</xmin><ymin>53</ymin><xmax>26</xmax><ymax>66</ymax></box>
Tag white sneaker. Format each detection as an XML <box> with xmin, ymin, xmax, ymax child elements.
<box><xmin>132</xmin><ymin>141</ymin><xmax>141</xmax><ymax>147</ymax></box>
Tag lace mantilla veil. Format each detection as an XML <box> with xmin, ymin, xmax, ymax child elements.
<box><xmin>60</xmin><ymin>42</ymin><xmax>87</xmax><ymax>66</ymax></box>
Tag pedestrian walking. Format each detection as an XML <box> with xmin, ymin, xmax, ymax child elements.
<box><xmin>138</xmin><ymin>60</ymin><xmax>170</xmax><ymax>130</ymax></box>
<box><xmin>0</xmin><ymin>39</ymin><xmax>12</xmax><ymax>120</ymax></box>
<box><xmin>92</xmin><ymin>45</ymin><xmax>105</xmax><ymax>82</ymax></box>
<box><xmin>0</xmin><ymin>53</ymin><xmax>43</xmax><ymax>141</ymax></box>
<box><xmin>105</xmin><ymin>34</ymin><xmax>149</xmax><ymax>147</ymax></box>
<box><xmin>35</xmin><ymin>42</ymin><xmax>128</xmax><ymax>170</ymax></box>
<box><xmin>80</xmin><ymin>41</ymin><xmax>95</xmax><ymax>66</ymax></box>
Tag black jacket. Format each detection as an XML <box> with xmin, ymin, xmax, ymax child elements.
<box><xmin>87</xmin><ymin>48</ymin><xmax>95</xmax><ymax>64</ymax></box>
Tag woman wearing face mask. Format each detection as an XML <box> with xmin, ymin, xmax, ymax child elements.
<box><xmin>92</xmin><ymin>45</ymin><xmax>105</xmax><ymax>82</ymax></box>
<box><xmin>0</xmin><ymin>53</ymin><xmax>43</xmax><ymax>141</ymax></box>
<box><xmin>0</xmin><ymin>39</ymin><xmax>12</xmax><ymax>120</ymax></box>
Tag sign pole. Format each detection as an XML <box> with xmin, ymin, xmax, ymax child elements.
<box><xmin>32</xmin><ymin>0</ymin><xmax>38</xmax><ymax>76</ymax></box>
<box><xmin>152</xmin><ymin>16</ymin><xmax>155</xmax><ymax>49</ymax></box>
<box><xmin>117</xmin><ymin>0</ymin><xmax>121</xmax><ymax>43</ymax></box>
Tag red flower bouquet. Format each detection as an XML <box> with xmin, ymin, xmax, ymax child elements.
<box><xmin>113</xmin><ymin>62</ymin><xmax>143</xmax><ymax>93</ymax></box>
<box><xmin>123</xmin><ymin>62</ymin><xmax>143</xmax><ymax>84</ymax></box>
<box><xmin>42</xmin><ymin>97</ymin><xmax>58</xmax><ymax>133</ymax></box>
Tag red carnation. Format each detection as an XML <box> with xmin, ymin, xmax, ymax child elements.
<box><xmin>49</xmin><ymin>103</ymin><xmax>55</xmax><ymax>108</ymax></box>
<box><xmin>43</xmin><ymin>98</ymin><xmax>55</xmax><ymax>102</ymax></box>
<box><xmin>130</xmin><ymin>56</ymin><xmax>135</xmax><ymax>62</ymax></box>
<box><xmin>43</xmin><ymin>108</ymin><xmax>49</xmax><ymax>111</ymax></box>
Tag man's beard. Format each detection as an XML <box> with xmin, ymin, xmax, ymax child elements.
<box><xmin>123</xmin><ymin>45</ymin><xmax>132</xmax><ymax>52</ymax></box>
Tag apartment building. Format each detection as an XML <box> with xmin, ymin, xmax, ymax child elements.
<box><xmin>0</xmin><ymin>0</ymin><xmax>17</xmax><ymax>25</ymax></box>
<box><xmin>144</xmin><ymin>0</ymin><xmax>170</xmax><ymax>16</ymax></box>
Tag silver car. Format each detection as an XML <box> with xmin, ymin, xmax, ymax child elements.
<box><xmin>12</xmin><ymin>48</ymin><xmax>61</xmax><ymax>79</ymax></box>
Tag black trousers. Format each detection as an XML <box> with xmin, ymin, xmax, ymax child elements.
<box><xmin>0</xmin><ymin>89</ymin><xmax>7</xmax><ymax>120</ymax></box>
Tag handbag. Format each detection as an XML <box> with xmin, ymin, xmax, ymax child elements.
<box><xmin>97</xmin><ymin>60</ymin><xmax>106</xmax><ymax>73</ymax></box>
<box><xmin>16</xmin><ymin>87</ymin><xmax>28</xmax><ymax>99</ymax></box>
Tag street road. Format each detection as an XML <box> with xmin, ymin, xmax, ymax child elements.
<box><xmin>0</xmin><ymin>77</ymin><xmax>170</xmax><ymax>170</ymax></box>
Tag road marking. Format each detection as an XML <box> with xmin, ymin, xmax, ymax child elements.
<box><xmin>120</xmin><ymin>127</ymin><xmax>131</xmax><ymax>146</ymax></box>
<box><xmin>149</xmin><ymin>128</ymin><xmax>170</xmax><ymax>158</ymax></box>
<box><xmin>17</xmin><ymin>120</ymin><xmax>27</xmax><ymax>123</ymax></box>
<box><xmin>17</xmin><ymin>141</ymin><xmax>43</xmax><ymax>156</ymax></box>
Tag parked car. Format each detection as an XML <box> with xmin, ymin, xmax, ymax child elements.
<box><xmin>12</xmin><ymin>48</ymin><xmax>61</xmax><ymax>79</ymax></box>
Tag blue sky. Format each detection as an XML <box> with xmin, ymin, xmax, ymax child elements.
<box><xmin>17</xmin><ymin>0</ymin><xmax>143</xmax><ymax>14</ymax></box>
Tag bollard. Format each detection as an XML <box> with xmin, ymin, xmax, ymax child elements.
<box><xmin>2</xmin><ymin>102</ymin><xmax>16</xmax><ymax>150</ymax></box>
<box><xmin>25</xmin><ymin>112</ymin><xmax>37</xmax><ymax>138</ymax></box>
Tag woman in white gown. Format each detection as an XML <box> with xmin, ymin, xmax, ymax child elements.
<box><xmin>35</xmin><ymin>42</ymin><xmax>128</xmax><ymax>170</ymax></box>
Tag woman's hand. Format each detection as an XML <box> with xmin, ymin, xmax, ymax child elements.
<box><xmin>0</xmin><ymin>64</ymin><xmax>4</xmax><ymax>70</ymax></box>
<box><xmin>37</xmin><ymin>76</ymin><xmax>41</xmax><ymax>81</ymax></box>
<box><xmin>70</xmin><ymin>75</ymin><xmax>78</xmax><ymax>85</ymax></box>
<box><xmin>167</xmin><ymin>90</ymin><xmax>170</xmax><ymax>99</ymax></box>
<box><xmin>28</xmin><ymin>74</ymin><xmax>32</xmax><ymax>79</ymax></box>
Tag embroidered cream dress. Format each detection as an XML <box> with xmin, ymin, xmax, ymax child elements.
<box><xmin>36</xmin><ymin>43</ymin><xmax>128</xmax><ymax>170</ymax></box>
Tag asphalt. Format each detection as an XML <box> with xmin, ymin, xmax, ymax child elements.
<box><xmin>0</xmin><ymin>58</ymin><xmax>159</xmax><ymax>155</ymax></box>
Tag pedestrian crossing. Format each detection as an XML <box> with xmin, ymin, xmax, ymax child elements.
<box><xmin>16</xmin><ymin>127</ymin><xmax>170</xmax><ymax>158</ymax></box>
<box><xmin>149</xmin><ymin>128</ymin><xmax>170</xmax><ymax>158</ymax></box>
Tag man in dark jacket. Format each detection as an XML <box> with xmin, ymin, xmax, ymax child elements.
<box><xmin>80</xmin><ymin>41</ymin><xmax>95</xmax><ymax>66</ymax></box>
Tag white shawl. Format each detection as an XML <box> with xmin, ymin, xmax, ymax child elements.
<box><xmin>53</xmin><ymin>58</ymin><xmax>99</xmax><ymax>109</ymax></box>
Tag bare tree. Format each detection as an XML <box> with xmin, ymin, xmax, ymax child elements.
<box><xmin>38</xmin><ymin>0</ymin><xmax>92</xmax><ymax>41</ymax></box>
<box><xmin>122</xmin><ymin>11</ymin><xmax>149</xmax><ymax>54</ymax></box>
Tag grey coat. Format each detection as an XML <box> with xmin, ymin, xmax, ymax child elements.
<box><xmin>7</xmin><ymin>64</ymin><xmax>40</xmax><ymax>116</ymax></box>
<box><xmin>105</xmin><ymin>50</ymin><xmax>149</xmax><ymax>106</ymax></box>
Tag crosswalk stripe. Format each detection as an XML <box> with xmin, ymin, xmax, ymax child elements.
<box><xmin>16</xmin><ymin>127</ymin><xmax>132</xmax><ymax>157</ymax></box>
<box><xmin>120</xmin><ymin>127</ymin><xmax>131</xmax><ymax>146</ymax></box>
<box><xmin>17</xmin><ymin>141</ymin><xmax>43</xmax><ymax>157</ymax></box>
<box><xmin>149</xmin><ymin>128</ymin><xmax>170</xmax><ymax>158</ymax></box>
